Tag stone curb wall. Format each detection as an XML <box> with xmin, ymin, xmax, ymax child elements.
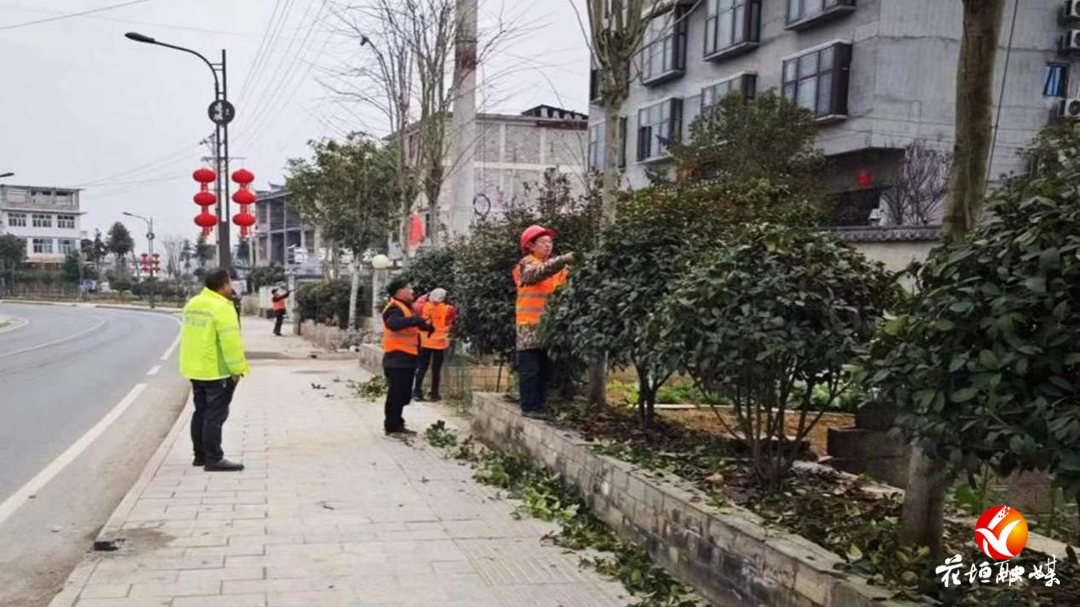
<box><xmin>469</xmin><ymin>392</ymin><xmax>910</xmax><ymax>607</ymax></box>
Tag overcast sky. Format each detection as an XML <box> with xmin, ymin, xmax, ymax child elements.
<box><xmin>0</xmin><ymin>0</ymin><xmax>590</xmax><ymax>254</ymax></box>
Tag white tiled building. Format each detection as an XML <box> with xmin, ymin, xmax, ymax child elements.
<box><xmin>0</xmin><ymin>184</ymin><xmax>84</xmax><ymax>264</ymax></box>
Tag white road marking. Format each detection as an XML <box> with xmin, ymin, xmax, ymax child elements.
<box><xmin>0</xmin><ymin>383</ymin><xmax>148</xmax><ymax>528</ymax></box>
<box><xmin>0</xmin><ymin>316</ymin><xmax>30</xmax><ymax>335</ymax></box>
<box><xmin>0</xmin><ymin>318</ymin><xmax>106</xmax><ymax>359</ymax></box>
<box><xmin>147</xmin><ymin>365</ymin><xmax>161</xmax><ymax>376</ymax></box>
<box><xmin>160</xmin><ymin>333</ymin><xmax>181</xmax><ymax>361</ymax></box>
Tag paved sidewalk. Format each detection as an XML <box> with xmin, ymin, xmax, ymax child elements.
<box><xmin>48</xmin><ymin>319</ymin><xmax>631</xmax><ymax>607</ymax></box>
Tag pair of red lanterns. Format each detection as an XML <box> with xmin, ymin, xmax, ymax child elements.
<box><xmin>191</xmin><ymin>168</ymin><xmax>257</xmax><ymax>238</ymax></box>
<box><xmin>140</xmin><ymin>252</ymin><xmax>160</xmax><ymax>275</ymax></box>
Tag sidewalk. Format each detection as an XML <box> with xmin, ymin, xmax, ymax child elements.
<box><xmin>48</xmin><ymin>318</ymin><xmax>631</xmax><ymax>607</ymax></box>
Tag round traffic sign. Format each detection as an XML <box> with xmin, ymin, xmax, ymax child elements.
<box><xmin>208</xmin><ymin>100</ymin><xmax>236</xmax><ymax>125</ymax></box>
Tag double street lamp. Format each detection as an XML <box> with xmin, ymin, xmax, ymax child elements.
<box><xmin>124</xmin><ymin>32</ymin><xmax>233</xmax><ymax>268</ymax></box>
<box><xmin>123</xmin><ymin>211</ymin><xmax>156</xmax><ymax>309</ymax></box>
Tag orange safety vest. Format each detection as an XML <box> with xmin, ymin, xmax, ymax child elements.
<box><xmin>272</xmin><ymin>297</ymin><xmax>286</xmax><ymax>311</ymax></box>
<box><xmin>512</xmin><ymin>255</ymin><xmax>568</xmax><ymax>327</ymax></box>
<box><xmin>420</xmin><ymin>302</ymin><xmax>452</xmax><ymax>350</ymax></box>
<box><xmin>382</xmin><ymin>299</ymin><xmax>420</xmax><ymax>356</ymax></box>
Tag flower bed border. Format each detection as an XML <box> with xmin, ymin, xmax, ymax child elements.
<box><xmin>469</xmin><ymin>392</ymin><xmax>915</xmax><ymax>607</ymax></box>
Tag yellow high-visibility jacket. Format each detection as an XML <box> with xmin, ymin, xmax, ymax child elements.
<box><xmin>179</xmin><ymin>288</ymin><xmax>249</xmax><ymax>380</ymax></box>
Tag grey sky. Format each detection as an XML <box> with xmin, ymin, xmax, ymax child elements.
<box><xmin>0</xmin><ymin>0</ymin><xmax>590</xmax><ymax>255</ymax></box>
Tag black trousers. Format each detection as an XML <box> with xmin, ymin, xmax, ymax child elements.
<box><xmin>517</xmin><ymin>349</ymin><xmax>551</xmax><ymax>412</ymax></box>
<box><xmin>191</xmin><ymin>378</ymin><xmax>237</xmax><ymax>463</ymax></box>
<box><xmin>384</xmin><ymin>367</ymin><xmax>415</xmax><ymax>431</ymax></box>
<box><xmin>273</xmin><ymin>309</ymin><xmax>285</xmax><ymax>335</ymax></box>
<box><xmin>414</xmin><ymin>348</ymin><xmax>445</xmax><ymax>396</ymax></box>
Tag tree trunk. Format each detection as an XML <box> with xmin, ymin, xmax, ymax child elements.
<box><xmin>942</xmin><ymin>0</ymin><xmax>1005</xmax><ymax>238</ymax></box>
<box><xmin>902</xmin><ymin>0</ymin><xmax>1004</xmax><ymax>557</ymax></box>
<box><xmin>601</xmin><ymin>100</ymin><xmax>621</xmax><ymax>228</ymax></box>
<box><xmin>348</xmin><ymin>257</ymin><xmax>361</xmax><ymax>330</ymax></box>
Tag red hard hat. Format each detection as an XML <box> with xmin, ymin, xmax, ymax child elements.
<box><xmin>520</xmin><ymin>225</ymin><xmax>556</xmax><ymax>254</ymax></box>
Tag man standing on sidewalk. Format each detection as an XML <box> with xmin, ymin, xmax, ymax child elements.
<box><xmin>179</xmin><ymin>268</ymin><xmax>248</xmax><ymax>471</ymax></box>
<box><xmin>271</xmin><ymin>285</ymin><xmax>290</xmax><ymax>336</ymax></box>
<box><xmin>513</xmin><ymin>225</ymin><xmax>573</xmax><ymax>419</ymax></box>
<box><xmin>382</xmin><ymin>278</ymin><xmax>433</xmax><ymax>436</ymax></box>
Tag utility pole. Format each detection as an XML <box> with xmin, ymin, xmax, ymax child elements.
<box><xmin>449</xmin><ymin>0</ymin><xmax>478</xmax><ymax>238</ymax></box>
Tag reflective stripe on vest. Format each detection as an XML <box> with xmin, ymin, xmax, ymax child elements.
<box><xmin>382</xmin><ymin>299</ymin><xmax>419</xmax><ymax>356</ymax></box>
<box><xmin>513</xmin><ymin>256</ymin><xmax>568</xmax><ymax>327</ymax></box>
<box><xmin>420</xmin><ymin>302</ymin><xmax>451</xmax><ymax>350</ymax></box>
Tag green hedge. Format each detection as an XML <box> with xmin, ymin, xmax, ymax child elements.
<box><xmin>296</xmin><ymin>279</ymin><xmax>370</xmax><ymax>329</ymax></box>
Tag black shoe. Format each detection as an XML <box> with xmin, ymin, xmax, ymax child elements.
<box><xmin>412</xmin><ymin>391</ymin><xmax>425</xmax><ymax>401</ymax></box>
<box><xmin>385</xmin><ymin>427</ymin><xmax>418</xmax><ymax>437</ymax></box>
<box><xmin>204</xmin><ymin>459</ymin><xmax>245</xmax><ymax>472</ymax></box>
<box><xmin>192</xmin><ymin>456</ymin><xmax>206</xmax><ymax>467</ymax></box>
<box><xmin>429</xmin><ymin>393</ymin><xmax>442</xmax><ymax>401</ymax></box>
<box><xmin>522</xmin><ymin>410</ymin><xmax>547</xmax><ymax>420</ymax></box>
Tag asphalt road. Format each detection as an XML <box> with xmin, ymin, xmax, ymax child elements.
<box><xmin>0</xmin><ymin>302</ymin><xmax>190</xmax><ymax>607</ymax></box>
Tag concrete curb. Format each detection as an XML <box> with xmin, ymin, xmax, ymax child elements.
<box><xmin>93</xmin><ymin>304</ymin><xmax>182</xmax><ymax>316</ymax></box>
<box><xmin>0</xmin><ymin>299</ymin><xmax>78</xmax><ymax>307</ymax></box>
<box><xmin>92</xmin><ymin>392</ymin><xmax>192</xmax><ymax>550</ymax></box>
<box><xmin>470</xmin><ymin>393</ymin><xmax>916</xmax><ymax>607</ymax></box>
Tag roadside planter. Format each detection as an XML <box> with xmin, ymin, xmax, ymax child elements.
<box><xmin>469</xmin><ymin>392</ymin><xmax>912</xmax><ymax>607</ymax></box>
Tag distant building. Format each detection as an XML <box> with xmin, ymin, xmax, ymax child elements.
<box><xmin>252</xmin><ymin>186</ymin><xmax>323</xmax><ymax>274</ymax></box>
<box><xmin>396</xmin><ymin>104</ymin><xmax>590</xmax><ymax>250</ymax></box>
<box><xmin>0</xmin><ymin>184</ymin><xmax>84</xmax><ymax>264</ymax></box>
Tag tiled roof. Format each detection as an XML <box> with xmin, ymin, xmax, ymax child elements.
<box><xmin>829</xmin><ymin>225</ymin><xmax>943</xmax><ymax>243</ymax></box>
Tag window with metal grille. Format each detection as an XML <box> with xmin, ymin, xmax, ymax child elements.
<box><xmin>705</xmin><ymin>0</ymin><xmax>761</xmax><ymax>60</ymax></box>
<box><xmin>32</xmin><ymin>238</ymin><xmax>53</xmax><ymax>254</ymax></box>
<box><xmin>58</xmin><ymin>239</ymin><xmax>76</xmax><ymax>255</ymax></box>
<box><xmin>637</xmin><ymin>99</ymin><xmax>683</xmax><ymax>162</ymax></box>
<box><xmin>7</xmin><ymin>212</ymin><xmax>26</xmax><ymax>227</ymax></box>
<box><xmin>58</xmin><ymin>214</ymin><xmax>76</xmax><ymax>229</ymax></box>
<box><xmin>782</xmin><ymin>43</ymin><xmax>852</xmax><ymax>118</ymax></box>
<box><xmin>32</xmin><ymin>213</ymin><xmax>52</xmax><ymax>228</ymax></box>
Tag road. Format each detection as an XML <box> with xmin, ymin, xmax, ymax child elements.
<box><xmin>0</xmin><ymin>303</ymin><xmax>190</xmax><ymax>607</ymax></box>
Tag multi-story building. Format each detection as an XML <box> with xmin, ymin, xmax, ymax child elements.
<box><xmin>401</xmin><ymin>104</ymin><xmax>590</xmax><ymax>247</ymax></box>
<box><xmin>0</xmin><ymin>184</ymin><xmax>84</xmax><ymax>264</ymax></box>
<box><xmin>588</xmin><ymin>0</ymin><xmax>1078</xmax><ymax>227</ymax></box>
<box><xmin>253</xmin><ymin>186</ymin><xmax>322</xmax><ymax>274</ymax></box>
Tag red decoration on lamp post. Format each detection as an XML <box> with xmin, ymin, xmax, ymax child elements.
<box><xmin>231</xmin><ymin>169</ymin><xmax>257</xmax><ymax>240</ymax></box>
<box><xmin>192</xmin><ymin>167</ymin><xmax>217</xmax><ymax>238</ymax></box>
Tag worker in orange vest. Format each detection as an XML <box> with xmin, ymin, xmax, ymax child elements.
<box><xmin>381</xmin><ymin>277</ymin><xmax>434</xmax><ymax>436</ymax></box>
<box><xmin>413</xmin><ymin>288</ymin><xmax>455</xmax><ymax>401</ymax></box>
<box><xmin>513</xmin><ymin>225</ymin><xmax>573</xmax><ymax>418</ymax></box>
<box><xmin>271</xmin><ymin>285</ymin><xmax>290</xmax><ymax>336</ymax></box>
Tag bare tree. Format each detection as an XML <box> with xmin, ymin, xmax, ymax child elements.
<box><xmin>160</xmin><ymin>234</ymin><xmax>186</xmax><ymax>279</ymax></box>
<box><xmin>323</xmin><ymin>0</ymin><xmax>523</xmax><ymax>250</ymax></box>
<box><xmin>880</xmin><ymin>142</ymin><xmax>950</xmax><ymax>226</ymax></box>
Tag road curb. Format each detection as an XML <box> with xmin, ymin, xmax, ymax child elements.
<box><xmin>91</xmin><ymin>392</ymin><xmax>192</xmax><ymax>551</ymax></box>
<box><xmin>0</xmin><ymin>299</ymin><xmax>78</xmax><ymax>307</ymax></box>
<box><xmin>93</xmin><ymin>304</ymin><xmax>182</xmax><ymax>316</ymax></box>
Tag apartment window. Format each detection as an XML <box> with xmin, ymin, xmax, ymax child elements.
<box><xmin>701</xmin><ymin>74</ymin><xmax>758</xmax><ymax>111</ymax></box>
<box><xmin>787</xmin><ymin>0</ymin><xmax>856</xmax><ymax>29</ymax></box>
<box><xmin>32</xmin><ymin>238</ymin><xmax>53</xmax><ymax>255</ymax></box>
<box><xmin>637</xmin><ymin>99</ymin><xmax>683</xmax><ymax>162</ymax></box>
<box><xmin>58</xmin><ymin>214</ymin><xmax>76</xmax><ymax>229</ymax></box>
<box><xmin>58</xmin><ymin>239</ymin><xmax>76</xmax><ymax>255</ymax></box>
<box><xmin>1045</xmin><ymin>63</ymin><xmax>1070</xmax><ymax>97</ymax></box>
<box><xmin>705</xmin><ymin>0</ymin><xmax>761</xmax><ymax>60</ymax></box>
<box><xmin>7</xmin><ymin>212</ymin><xmax>26</xmax><ymax>227</ymax></box>
<box><xmin>32</xmin><ymin>213</ymin><xmax>52</xmax><ymax>228</ymax></box>
<box><xmin>783</xmin><ymin>43</ymin><xmax>853</xmax><ymax>119</ymax></box>
<box><xmin>588</xmin><ymin>124</ymin><xmax>603</xmax><ymax>171</ymax></box>
<box><xmin>640</xmin><ymin>7</ymin><xmax>687</xmax><ymax>85</ymax></box>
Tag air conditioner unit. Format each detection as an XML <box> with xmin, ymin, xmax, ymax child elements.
<box><xmin>1059</xmin><ymin>97</ymin><xmax>1080</xmax><ymax>118</ymax></box>
<box><xmin>1064</xmin><ymin>0</ymin><xmax>1080</xmax><ymax>22</ymax></box>
<box><xmin>1061</xmin><ymin>30</ymin><xmax>1080</xmax><ymax>53</ymax></box>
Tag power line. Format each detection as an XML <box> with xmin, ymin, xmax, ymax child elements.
<box><xmin>0</xmin><ymin>0</ymin><xmax>155</xmax><ymax>32</ymax></box>
<box><xmin>236</xmin><ymin>0</ymin><xmax>292</xmax><ymax>104</ymax></box>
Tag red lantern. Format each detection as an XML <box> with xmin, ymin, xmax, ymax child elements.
<box><xmin>193</xmin><ymin>167</ymin><xmax>219</xmax><ymax>236</ymax></box>
<box><xmin>193</xmin><ymin>168</ymin><xmax>216</xmax><ymax>183</ymax></box>
<box><xmin>195</xmin><ymin>212</ymin><xmax>217</xmax><ymax>228</ymax></box>
<box><xmin>194</xmin><ymin>191</ymin><xmax>216</xmax><ymax>206</ymax></box>
<box><xmin>230</xmin><ymin>168</ymin><xmax>257</xmax><ymax>239</ymax></box>
<box><xmin>856</xmin><ymin>168</ymin><xmax>873</xmax><ymax>189</ymax></box>
<box><xmin>231</xmin><ymin>168</ymin><xmax>254</xmax><ymax>185</ymax></box>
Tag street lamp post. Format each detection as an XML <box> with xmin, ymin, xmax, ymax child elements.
<box><xmin>123</xmin><ymin>212</ymin><xmax>155</xmax><ymax>309</ymax></box>
<box><xmin>0</xmin><ymin>172</ymin><xmax>13</xmax><ymax>179</ymax></box>
<box><xmin>125</xmin><ymin>32</ymin><xmax>233</xmax><ymax>268</ymax></box>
